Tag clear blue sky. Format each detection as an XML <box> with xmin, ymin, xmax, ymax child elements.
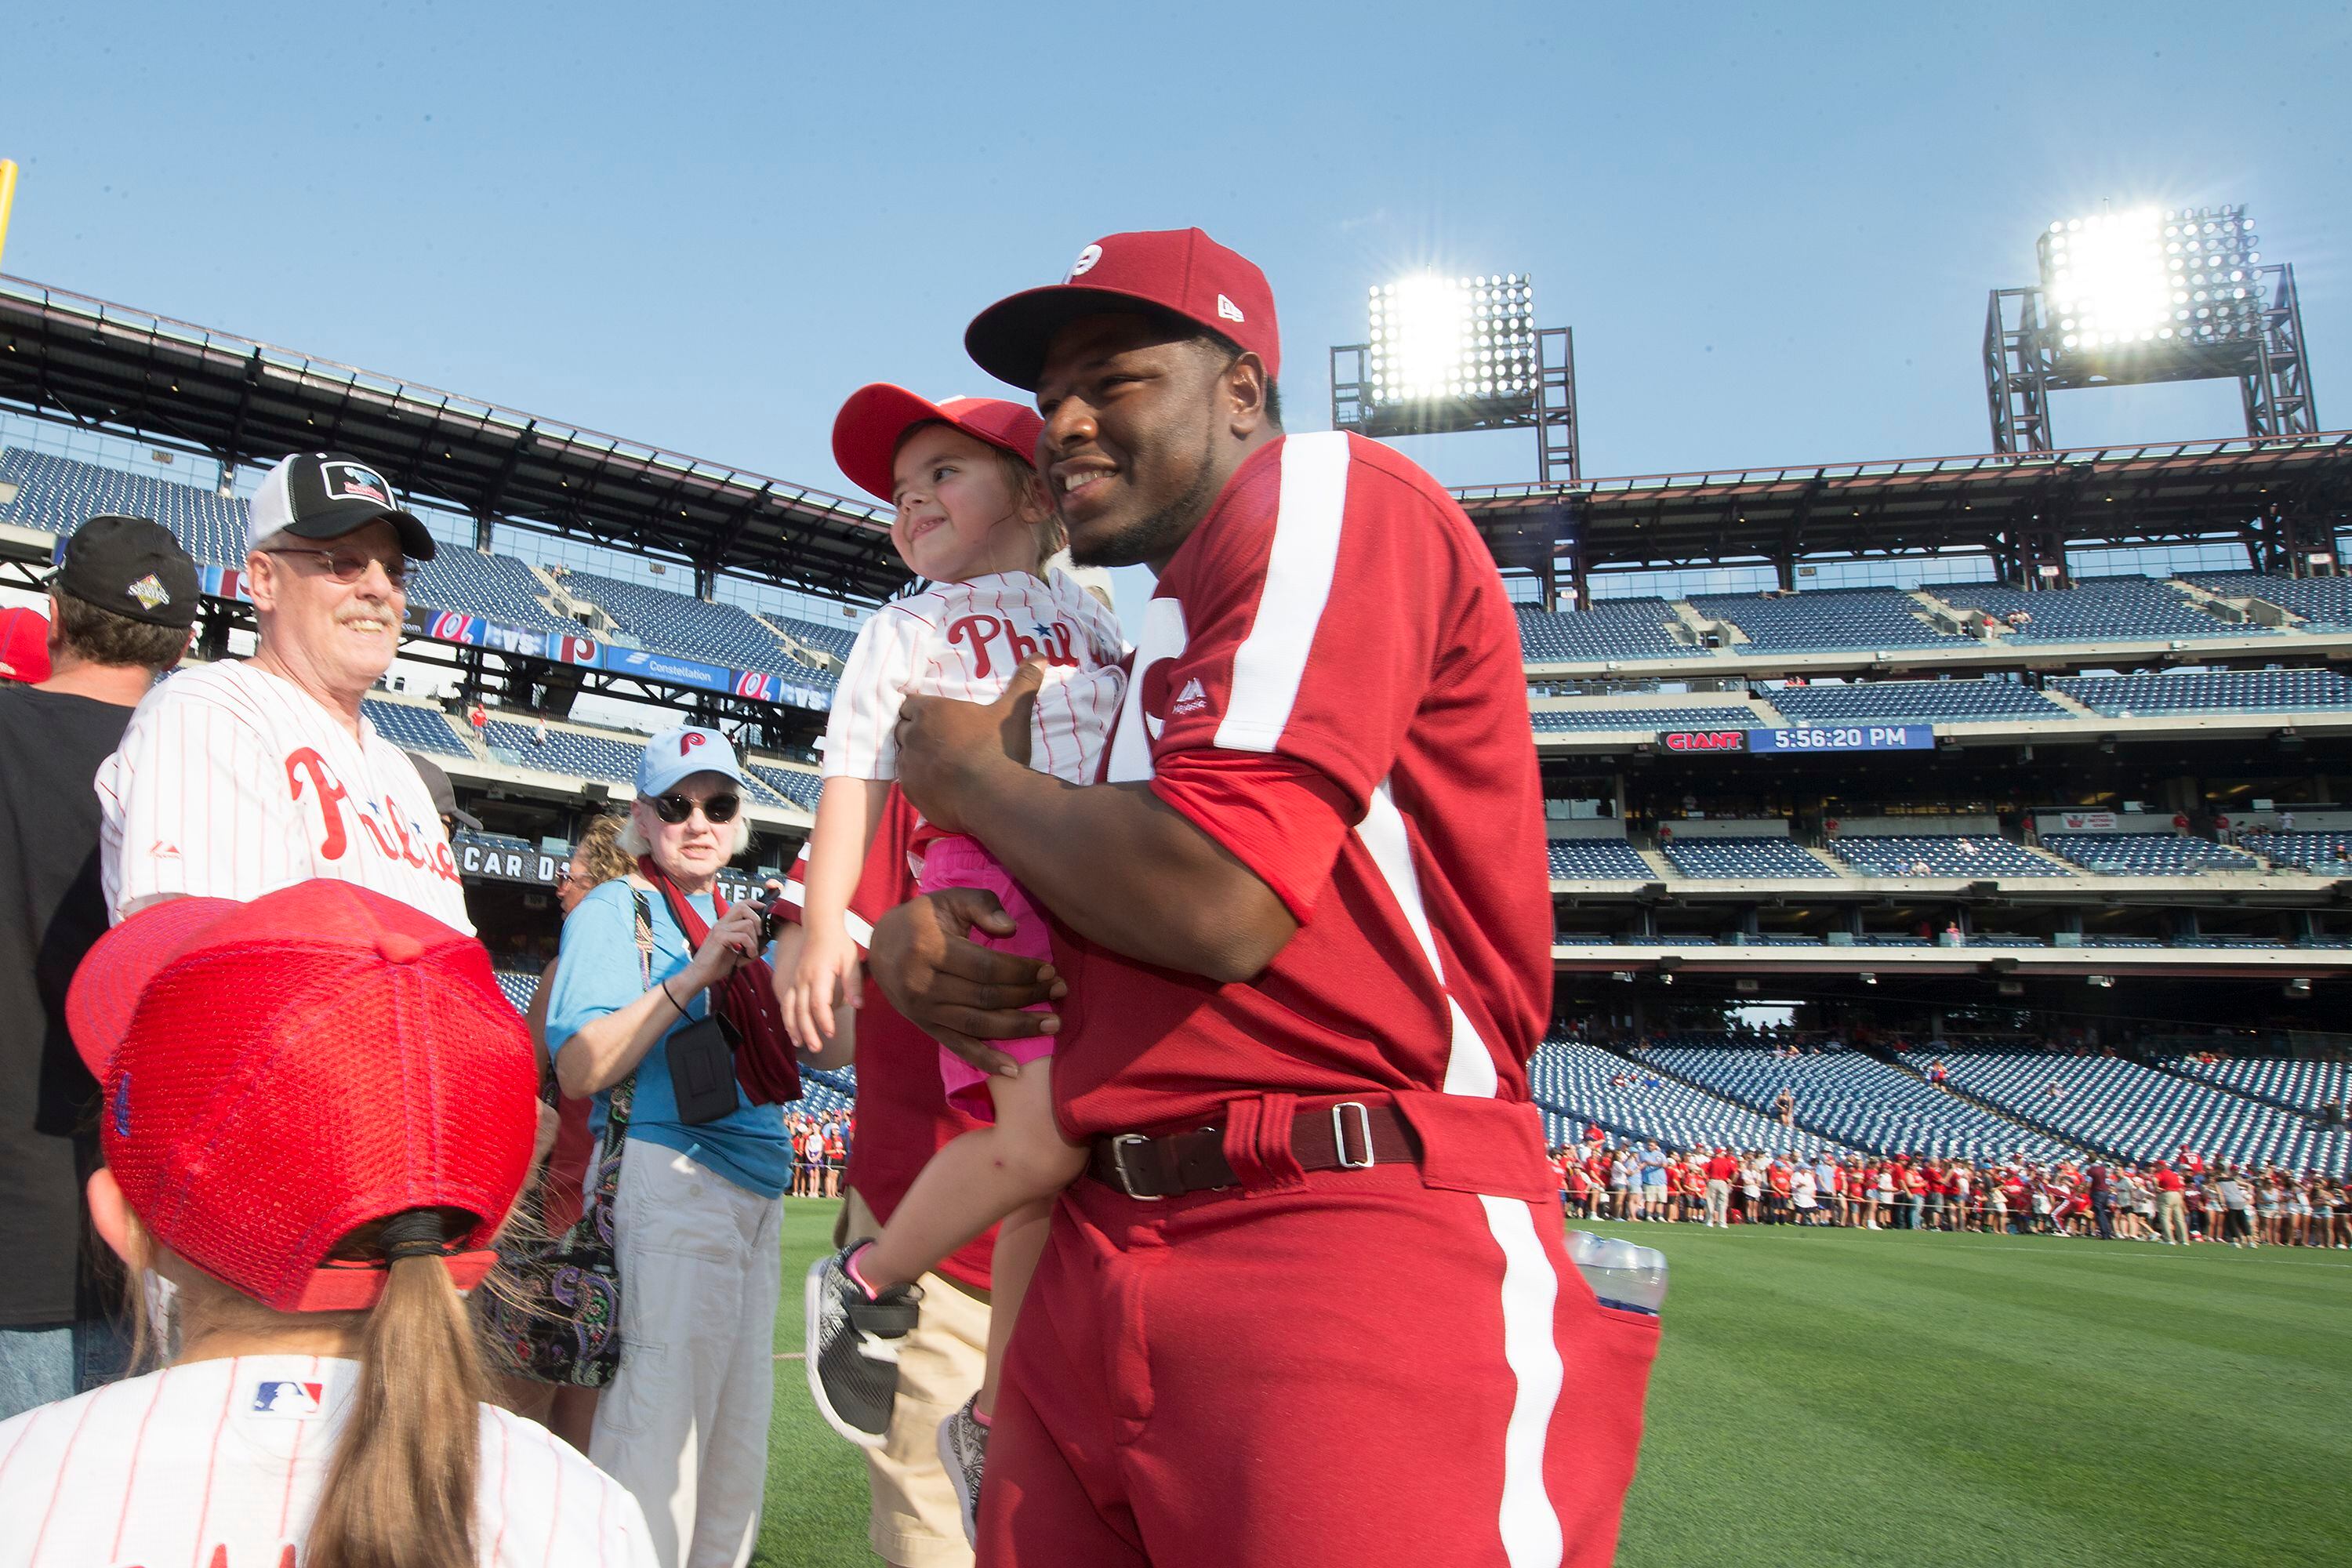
<box><xmin>4</xmin><ymin>1</ymin><xmax>2347</xmax><ymax>503</ymax></box>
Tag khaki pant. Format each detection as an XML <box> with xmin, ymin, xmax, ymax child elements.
<box><xmin>842</xmin><ymin>1189</ymin><xmax>991</xmax><ymax>1568</ymax></box>
<box><xmin>1704</xmin><ymin>1178</ymin><xmax>1730</xmax><ymax>1226</ymax></box>
<box><xmin>2158</xmin><ymin>1189</ymin><xmax>2190</xmax><ymax>1244</ymax></box>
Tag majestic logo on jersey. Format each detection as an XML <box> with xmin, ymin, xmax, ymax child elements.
<box><xmin>1171</xmin><ymin>677</ymin><xmax>1210</xmax><ymax>717</ymax></box>
<box><xmin>680</xmin><ymin>731</ymin><xmax>707</xmax><ymax>756</ymax></box>
<box><xmin>126</xmin><ymin>572</ymin><xmax>172</xmax><ymax>612</ymax></box>
<box><xmin>285</xmin><ymin>748</ymin><xmax>462</xmax><ymax>886</ymax></box>
<box><xmin>944</xmin><ymin>613</ymin><xmax>1079</xmax><ymax>681</ymax></box>
<box><xmin>1217</xmin><ymin>293</ymin><xmax>1245</xmax><ymax>324</ymax></box>
<box><xmin>1068</xmin><ymin>243</ymin><xmax>1103</xmax><ymax>279</ymax></box>
<box><xmin>249</xmin><ymin>1379</ymin><xmax>325</xmax><ymax>1417</ymax></box>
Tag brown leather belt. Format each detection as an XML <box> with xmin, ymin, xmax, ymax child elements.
<box><xmin>1085</xmin><ymin>1101</ymin><xmax>1418</xmax><ymax>1200</ymax></box>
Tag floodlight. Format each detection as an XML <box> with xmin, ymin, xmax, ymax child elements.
<box><xmin>1364</xmin><ymin>273</ymin><xmax>1539</xmax><ymax>410</ymax></box>
<box><xmin>2038</xmin><ymin>205</ymin><xmax>2266</xmax><ymax>358</ymax></box>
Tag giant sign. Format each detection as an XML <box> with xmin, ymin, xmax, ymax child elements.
<box><xmin>1657</xmin><ymin>725</ymin><xmax>1937</xmax><ymax>755</ymax></box>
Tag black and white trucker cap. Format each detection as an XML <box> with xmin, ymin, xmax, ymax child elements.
<box><xmin>245</xmin><ymin>453</ymin><xmax>437</xmax><ymax>561</ymax></box>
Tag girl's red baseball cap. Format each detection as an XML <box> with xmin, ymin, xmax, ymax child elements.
<box><xmin>964</xmin><ymin>227</ymin><xmax>1280</xmax><ymax>391</ymax></box>
<box><xmin>831</xmin><ymin>386</ymin><xmax>1045</xmax><ymax>504</ymax></box>
<box><xmin>66</xmin><ymin>880</ymin><xmax>540</xmax><ymax>1312</ymax></box>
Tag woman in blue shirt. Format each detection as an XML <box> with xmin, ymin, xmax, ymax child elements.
<box><xmin>546</xmin><ymin>726</ymin><xmax>788</xmax><ymax>1568</ymax></box>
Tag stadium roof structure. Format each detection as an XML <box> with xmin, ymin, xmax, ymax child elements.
<box><xmin>0</xmin><ymin>277</ymin><xmax>905</xmax><ymax>602</ymax></box>
<box><xmin>1454</xmin><ymin>432</ymin><xmax>2352</xmax><ymax>579</ymax></box>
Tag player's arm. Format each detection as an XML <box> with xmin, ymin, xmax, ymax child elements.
<box><xmin>895</xmin><ymin>666</ymin><xmax>1303</xmax><ymax>982</ymax></box>
<box><xmin>783</xmin><ymin>775</ymin><xmax>887</xmax><ymax>1047</ymax></box>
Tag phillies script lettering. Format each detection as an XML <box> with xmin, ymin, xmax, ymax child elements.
<box><xmin>945</xmin><ymin>614</ymin><xmax>1079</xmax><ymax>681</ymax></box>
<box><xmin>285</xmin><ymin>749</ymin><xmax>461</xmax><ymax>885</ymax></box>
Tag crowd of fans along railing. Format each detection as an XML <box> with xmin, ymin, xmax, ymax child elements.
<box><xmin>1550</xmin><ymin>1135</ymin><xmax>2348</xmax><ymax>1247</ymax></box>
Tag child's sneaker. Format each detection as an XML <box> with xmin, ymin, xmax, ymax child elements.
<box><xmin>938</xmin><ymin>1395</ymin><xmax>990</xmax><ymax>1546</ymax></box>
<box><xmin>804</xmin><ymin>1242</ymin><xmax>920</xmax><ymax>1447</ymax></box>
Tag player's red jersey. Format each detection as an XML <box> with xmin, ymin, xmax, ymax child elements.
<box><xmin>779</xmin><ymin>788</ymin><xmax>993</xmax><ymax>1289</ymax></box>
<box><xmin>1051</xmin><ymin>432</ymin><xmax>1552</xmax><ymax>1142</ymax></box>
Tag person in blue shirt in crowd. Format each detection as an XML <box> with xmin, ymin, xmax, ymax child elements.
<box><xmin>546</xmin><ymin>725</ymin><xmax>793</xmax><ymax>1568</ymax></box>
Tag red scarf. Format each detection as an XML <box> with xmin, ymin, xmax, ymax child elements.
<box><xmin>638</xmin><ymin>858</ymin><xmax>801</xmax><ymax>1107</ymax></box>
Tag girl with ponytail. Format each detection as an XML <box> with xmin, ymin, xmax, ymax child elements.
<box><xmin>0</xmin><ymin>880</ymin><xmax>656</xmax><ymax>1567</ymax></box>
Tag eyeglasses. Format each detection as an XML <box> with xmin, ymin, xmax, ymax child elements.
<box><xmin>263</xmin><ymin>546</ymin><xmax>409</xmax><ymax>589</ymax></box>
<box><xmin>650</xmin><ymin>791</ymin><xmax>740</xmax><ymax>825</ymax></box>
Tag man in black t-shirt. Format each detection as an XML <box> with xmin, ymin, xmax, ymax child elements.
<box><xmin>0</xmin><ymin>515</ymin><xmax>196</xmax><ymax>1419</ymax></box>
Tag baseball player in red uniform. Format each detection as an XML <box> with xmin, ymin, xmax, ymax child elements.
<box><xmin>865</xmin><ymin>228</ymin><xmax>1657</xmax><ymax>1566</ymax></box>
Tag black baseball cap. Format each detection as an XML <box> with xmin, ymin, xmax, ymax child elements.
<box><xmin>247</xmin><ymin>453</ymin><xmax>437</xmax><ymax>561</ymax></box>
<box><xmin>55</xmin><ymin>515</ymin><xmax>201</xmax><ymax>630</ymax></box>
<box><xmin>405</xmin><ymin>752</ymin><xmax>484</xmax><ymax>832</ymax></box>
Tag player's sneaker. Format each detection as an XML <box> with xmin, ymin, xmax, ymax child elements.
<box><xmin>804</xmin><ymin>1242</ymin><xmax>921</xmax><ymax>1448</ymax></box>
<box><xmin>938</xmin><ymin>1395</ymin><xmax>990</xmax><ymax>1547</ymax></box>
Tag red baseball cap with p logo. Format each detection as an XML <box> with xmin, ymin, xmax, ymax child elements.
<box><xmin>964</xmin><ymin>227</ymin><xmax>1279</xmax><ymax>391</ymax></box>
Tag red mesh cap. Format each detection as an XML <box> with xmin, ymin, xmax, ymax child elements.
<box><xmin>964</xmin><ymin>227</ymin><xmax>1279</xmax><ymax>391</ymax></box>
<box><xmin>830</xmin><ymin>387</ymin><xmax>1044</xmax><ymax>505</ymax></box>
<box><xmin>67</xmin><ymin>881</ymin><xmax>539</xmax><ymax>1312</ymax></box>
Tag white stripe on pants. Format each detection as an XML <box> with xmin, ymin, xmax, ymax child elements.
<box><xmin>593</xmin><ymin>1142</ymin><xmax>784</xmax><ymax>1568</ymax></box>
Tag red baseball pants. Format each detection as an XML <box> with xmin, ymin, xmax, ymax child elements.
<box><xmin>975</xmin><ymin>1154</ymin><xmax>1658</xmax><ymax>1566</ymax></box>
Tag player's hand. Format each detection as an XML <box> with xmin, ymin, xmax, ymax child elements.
<box><xmin>783</xmin><ymin>924</ymin><xmax>864</xmax><ymax>1050</ymax></box>
<box><xmin>688</xmin><ymin>899</ymin><xmax>765</xmax><ymax>987</ymax></box>
<box><xmin>867</xmin><ymin>887</ymin><xmax>1065</xmax><ymax>1077</ymax></box>
<box><xmin>895</xmin><ymin>659</ymin><xmax>1044</xmax><ymax>833</ymax></box>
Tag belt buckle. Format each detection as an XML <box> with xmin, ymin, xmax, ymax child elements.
<box><xmin>1331</xmin><ymin>1102</ymin><xmax>1377</xmax><ymax>1170</ymax></box>
<box><xmin>1109</xmin><ymin>1134</ymin><xmax>1165</xmax><ymax>1200</ymax></box>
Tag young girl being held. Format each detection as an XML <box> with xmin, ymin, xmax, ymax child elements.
<box><xmin>788</xmin><ymin>387</ymin><xmax>1124</xmax><ymax>1534</ymax></box>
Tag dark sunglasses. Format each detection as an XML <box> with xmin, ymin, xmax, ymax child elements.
<box><xmin>651</xmin><ymin>791</ymin><xmax>740</xmax><ymax>825</ymax></box>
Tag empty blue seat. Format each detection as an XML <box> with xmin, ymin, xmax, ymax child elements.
<box><xmin>1546</xmin><ymin>840</ymin><xmax>1653</xmax><ymax>879</ymax></box>
<box><xmin>1531</xmin><ymin>706</ymin><xmax>1755</xmax><ymax>733</ymax></box>
<box><xmin>1659</xmin><ymin>837</ymin><xmax>1835</xmax><ymax>879</ymax></box>
<box><xmin>1828</xmin><ymin>835</ymin><xmax>2071</xmax><ymax>878</ymax></box>
<box><xmin>1939</xmin><ymin>577</ymin><xmax>2258</xmax><ymax>642</ymax></box>
<box><xmin>2052</xmin><ymin>670</ymin><xmax>2352</xmax><ymax>716</ymax></box>
<box><xmin>1517</xmin><ymin>598</ymin><xmax>1686</xmax><ymax>662</ymax></box>
<box><xmin>1688</xmin><ymin>588</ymin><xmax>1965</xmax><ymax>652</ymax></box>
<box><xmin>2041</xmin><ymin>833</ymin><xmax>2259</xmax><ymax>875</ymax></box>
<box><xmin>1766</xmin><ymin>680</ymin><xmax>2066</xmax><ymax>726</ymax></box>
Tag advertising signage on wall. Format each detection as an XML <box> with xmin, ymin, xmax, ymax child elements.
<box><xmin>451</xmin><ymin>831</ymin><xmax>774</xmax><ymax>904</ymax></box>
<box><xmin>391</xmin><ymin>601</ymin><xmax>833</xmax><ymax>711</ymax></box>
<box><xmin>1658</xmin><ymin>726</ymin><xmax>1937</xmax><ymax>755</ymax></box>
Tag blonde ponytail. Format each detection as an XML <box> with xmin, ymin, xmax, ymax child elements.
<box><xmin>309</xmin><ymin>1216</ymin><xmax>493</xmax><ymax>1568</ymax></box>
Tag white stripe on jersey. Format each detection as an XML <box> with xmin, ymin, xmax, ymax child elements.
<box><xmin>1214</xmin><ymin>430</ymin><xmax>1349</xmax><ymax>753</ymax></box>
<box><xmin>96</xmin><ymin>661</ymin><xmax>474</xmax><ymax>933</ymax></box>
<box><xmin>820</xmin><ymin>568</ymin><xmax>1125</xmax><ymax>788</ymax></box>
<box><xmin>0</xmin><ymin>1355</ymin><xmax>656</xmax><ymax>1566</ymax></box>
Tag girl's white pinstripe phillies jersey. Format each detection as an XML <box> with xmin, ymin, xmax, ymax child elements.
<box><xmin>820</xmin><ymin>568</ymin><xmax>1125</xmax><ymax>786</ymax></box>
<box><xmin>0</xmin><ymin>1354</ymin><xmax>657</xmax><ymax>1566</ymax></box>
<box><xmin>96</xmin><ymin>662</ymin><xmax>473</xmax><ymax>933</ymax></box>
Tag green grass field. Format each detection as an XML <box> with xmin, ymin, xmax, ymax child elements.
<box><xmin>751</xmin><ymin>1201</ymin><xmax>2350</xmax><ymax>1567</ymax></box>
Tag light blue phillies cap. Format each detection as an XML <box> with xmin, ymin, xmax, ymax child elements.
<box><xmin>637</xmin><ymin>725</ymin><xmax>746</xmax><ymax>798</ymax></box>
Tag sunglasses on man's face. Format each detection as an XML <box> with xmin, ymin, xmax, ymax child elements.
<box><xmin>651</xmin><ymin>791</ymin><xmax>741</xmax><ymax>826</ymax></box>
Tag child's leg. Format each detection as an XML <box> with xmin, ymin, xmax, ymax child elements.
<box><xmin>977</xmin><ymin>1194</ymin><xmax>1051</xmax><ymax>1418</ymax></box>
<box><xmin>854</xmin><ymin>1058</ymin><xmax>1087</xmax><ymax>1294</ymax></box>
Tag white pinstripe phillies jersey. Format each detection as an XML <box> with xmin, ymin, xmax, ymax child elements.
<box><xmin>96</xmin><ymin>662</ymin><xmax>474</xmax><ymax>933</ymax></box>
<box><xmin>0</xmin><ymin>1354</ymin><xmax>657</xmax><ymax>1566</ymax></box>
<box><xmin>820</xmin><ymin>568</ymin><xmax>1125</xmax><ymax>786</ymax></box>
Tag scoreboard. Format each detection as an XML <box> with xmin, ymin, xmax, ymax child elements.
<box><xmin>1658</xmin><ymin>725</ymin><xmax>1936</xmax><ymax>755</ymax></box>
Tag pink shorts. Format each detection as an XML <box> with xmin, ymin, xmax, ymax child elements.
<box><xmin>916</xmin><ymin>833</ymin><xmax>1056</xmax><ymax>1121</ymax></box>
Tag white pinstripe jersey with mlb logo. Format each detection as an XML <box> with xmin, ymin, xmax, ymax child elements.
<box><xmin>0</xmin><ymin>1354</ymin><xmax>655</xmax><ymax>1566</ymax></box>
<box><xmin>819</xmin><ymin>568</ymin><xmax>1126</xmax><ymax>787</ymax></box>
<box><xmin>96</xmin><ymin>661</ymin><xmax>474</xmax><ymax>933</ymax></box>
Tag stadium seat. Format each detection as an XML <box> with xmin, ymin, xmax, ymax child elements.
<box><xmin>1826</xmin><ymin>835</ymin><xmax>2072</xmax><ymax>878</ymax></box>
<box><xmin>2241</xmin><ymin>832</ymin><xmax>2352</xmax><ymax>873</ymax></box>
<box><xmin>0</xmin><ymin>447</ymin><xmax>249</xmax><ymax>565</ymax></box>
<box><xmin>2165</xmin><ymin>1055</ymin><xmax>2352</xmax><ymax>1117</ymax></box>
<box><xmin>482</xmin><ymin>720</ymin><xmax>644</xmax><ymax>785</ymax></box>
<box><xmin>1936</xmin><ymin>577</ymin><xmax>2259</xmax><ymax>643</ymax></box>
<box><xmin>2040</xmin><ymin>834</ymin><xmax>2260</xmax><ymax>876</ymax></box>
<box><xmin>1658</xmin><ymin>837</ymin><xmax>1838</xmax><ymax>879</ymax></box>
<box><xmin>1936</xmin><ymin>1051</ymin><xmax>2349</xmax><ymax>1174</ymax></box>
<box><xmin>1527</xmin><ymin>1035</ymin><xmax>1849</xmax><ymax>1158</ymax></box>
<box><xmin>1632</xmin><ymin>1037</ymin><xmax>2078</xmax><ymax>1161</ymax></box>
<box><xmin>2187</xmin><ymin>572</ymin><xmax>2352</xmax><ymax>633</ymax></box>
<box><xmin>364</xmin><ymin>699</ymin><xmax>474</xmax><ymax>758</ymax></box>
<box><xmin>2051</xmin><ymin>670</ymin><xmax>2352</xmax><ymax>717</ymax></box>
<box><xmin>1766</xmin><ymin>680</ymin><xmax>2067</xmax><ymax>727</ymax></box>
<box><xmin>1516</xmin><ymin>598</ymin><xmax>1687</xmax><ymax>662</ymax></box>
<box><xmin>1547</xmin><ymin>840</ymin><xmax>1654</xmax><ymax>879</ymax></box>
<box><xmin>1688</xmin><ymin>588</ymin><xmax>1965</xmax><ymax>652</ymax></box>
<box><xmin>1531</xmin><ymin>705</ymin><xmax>1756</xmax><ymax>733</ymax></box>
<box><xmin>547</xmin><ymin>565</ymin><xmax>836</xmax><ymax>681</ymax></box>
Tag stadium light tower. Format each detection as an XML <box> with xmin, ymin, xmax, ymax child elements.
<box><xmin>1330</xmin><ymin>272</ymin><xmax>1581</xmax><ymax>483</ymax></box>
<box><xmin>1984</xmin><ymin>204</ymin><xmax>2319</xmax><ymax>454</ymax></box>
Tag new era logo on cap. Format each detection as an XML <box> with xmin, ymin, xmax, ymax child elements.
<box><xmin>1218</xmin><ymin>294</ymin><xmax>1245</xmax><ymax>324</ymax></box>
